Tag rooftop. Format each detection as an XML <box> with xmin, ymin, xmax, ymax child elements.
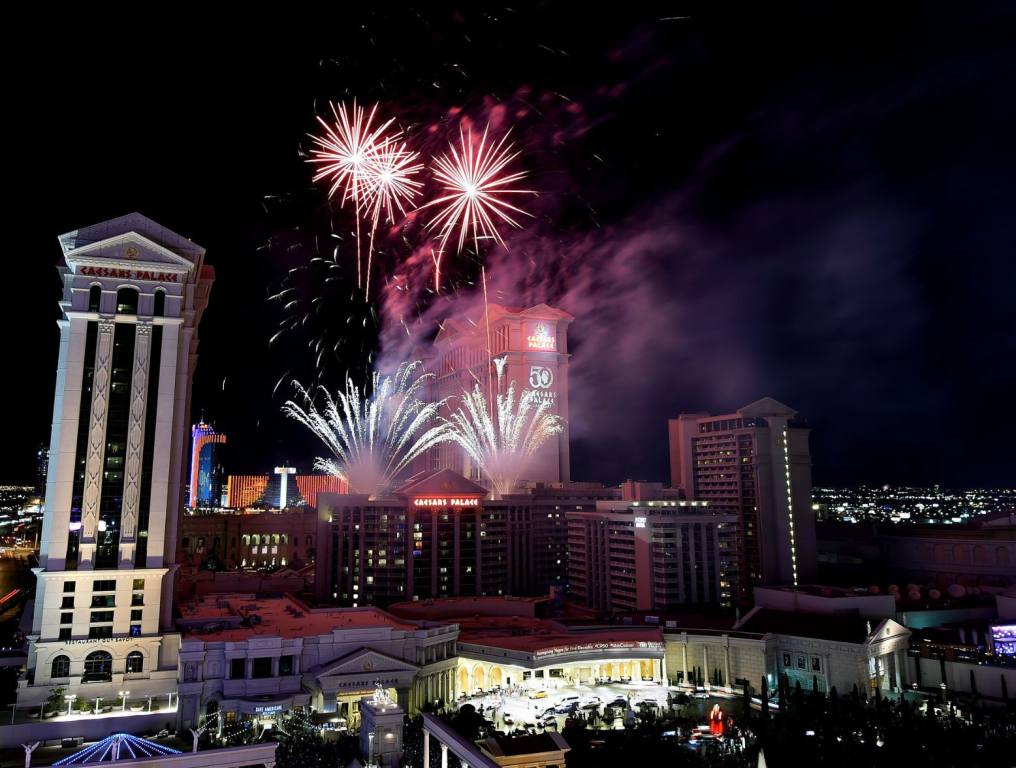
<box><xmin>456</xmin><ymin>615</ymin><xmax>663</xmax><ymax>653</ymax></box>
<box><xmin>177</xmin><ymin>593</ymin><xmax>421</xmax><ymax>641</ymax></box>
<box><xmin>735</xmin><ymin>608</ymin><xmax>873</xmax><ymax>644</ymax></box>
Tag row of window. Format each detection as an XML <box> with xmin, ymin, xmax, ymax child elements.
<box><xmin>51</xmin><ymin>650</ymin><xmax>144</xmax><ymax>679</ymax></box>
<box><xmin>64</xmin><ymin>578</ymin><xmax>145</xmax><ymax>593</ymax></box>
<box><xmin>88</xmin><ymin>286</ymin><xmax>166</xmax><ymax>316</ymax></box>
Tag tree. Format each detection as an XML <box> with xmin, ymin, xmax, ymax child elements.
<box><xmin>45</xmin><ymin>688</ymin><xmax>65</xmax><ymax>715</ymax></box>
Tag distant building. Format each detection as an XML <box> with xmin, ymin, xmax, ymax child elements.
<box><xmin>189</xmin><ymin>421</ymin><xmax>226</xmax><ymax>508</ymax></box>
<box><xmin>35</xmin><ymin>445</ymin><xmax>50</xmax><ymax>498</ymax></box>
<box><xmin>178</xmin><ymin>506</ymin><xmax>319</xmax><ymax>570</ymax></box>
<box><xmin>224</xmin><ymin>472</ymin><xmax>346</xmax><ymax>509</ymax></box>
<box><xmin>669</xmin><ymin>397</ymin><xmax>817</xmax><ymax>600</ymax></box>
<box><xmin>315</xmin><ymin>470</ymin><xmax>625</xmax><ymax>607</ymax></box>
<box><xmin>568</xmin><ymin>500</ymin><xmax>736</xmax><ymax>612</ymax></box>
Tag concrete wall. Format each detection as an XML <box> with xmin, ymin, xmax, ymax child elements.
<box><xmin>911</xmin><ymin>657</ymin><xmax>1016</xmax><ymax>700</ymax></box>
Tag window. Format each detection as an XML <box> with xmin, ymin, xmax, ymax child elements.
<box><xmin>91</xmin><ymin>611</ymin><xmax>114</xmax><ymax>623</ymax></box>
<box><xmin>153</xmin><ymin>290</ymin><xmax>165</xmax><ymax>317</ymax></box>
<box><xmin>60</xmin><ymin>613</ymin><xmax>72</xmax><ymax>625</ymax></box>
<box><xmin>116</xmin><ymin>287</ymin><xmax>139</xmax><ymax>315</ymax></box>
<box><xmin>130</xmin><ymin>624</ymin><xmax>141</xmax><ymax>637</ymax></box>
<box><xmin>88</xmin><ymin>285</ymin><xmax>102</xmax><ymax>312</ymax></box>
<box><xmin>181</xmin><ymin>537</ymin><xmax>190</xmax><ymax>550</ymax></box>
<box><xmin>91</xmin><ymin>595</ymin><xmax>115</xmax><ymax>608</ymax></box>
<box><xmin>51</xmin><ymin>655</ymin><xmax>70</xmax><ymax>678</ymax></box>
<box><xmin>125</xmin><ymin>651</ymin><xmax>144</xmax><ymax>673</ymax></box>
<box><xmin>63</xmin><ymin>582</ymin><xmax>76</xmax><ymax>593</ymax></box>
<box><xmin>93</xmin><ymin>580</ymin><xmax>116</xmax><ymax>592</ymax></box>
<box><xmin>131</xmin><ymin>593</ymin><xmax>144</xmax><ymax>606</ymax></box>
<box><xmin>89</xmin><ymin>626</ymin><xmax>113</xmax><ymax>639</ymax></box>
<box><xmin>83</xmin><ymin>650</ymin><xmax>112</xmax><ymax>678</ymax></box>
<box><xmin>131</xmin><ymin>609</ymin><xmax>143</xmax><ymax>621</ymax></box>
<box><xmin>251</xmin><ymin>657</ymin><xmax>273</xmax><ymax>678</ymax></box>
<box><xmin>132</xmin><ymin>578</ymin><xmax>145</xmax><ymax>590</ymax></box>
<box><xmin>59</xmin><ymin>628</ymin><xmax>71</xmax><ymax>641</ymax></box>
<box><xmin>230</xmin><ymin>658</ymin><xmax>246</xmax><ymax>679</ymax></box>
<box><xmin>61</xmin><ymin>596</ymin><xmax>74</xmax><ymax>609</ymax></box>
<box><xmin>279</xmin><ymin>655</ymin><xmax>294</xmax><ymax>676</ymax></box>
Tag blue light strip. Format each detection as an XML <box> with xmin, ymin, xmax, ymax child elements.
<box><xmin>54</xmin><ymin>733</ymin><xmax>181</xmax><ymax>765</ymax></box>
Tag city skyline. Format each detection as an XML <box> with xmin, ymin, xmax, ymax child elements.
<box><xmin>5</xmin><ymin>5</ymin><xmax>1016</xmax><ymax>490</ymax></box>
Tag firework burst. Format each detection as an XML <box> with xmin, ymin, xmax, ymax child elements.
<box><xmin>442</xmin><ymin>360</ymin><xmax>564</xmax><ymax>498</ymax></box>
<box><xmin>283</xmin><ymin>362</ymin><xmax>449</xmax><ymax>498</ymax></box>
<box><xmin>422</xmin><ymin>125</ymin><xmax>535</xmax><ymax>289</ymax></box>
<box><xmin>308</xmin><ymin>100</ymin><xmax>397</xmax><ymax>290</ymax></box>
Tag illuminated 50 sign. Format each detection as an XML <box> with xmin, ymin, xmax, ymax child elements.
<box><xmin>529</xmin><ymin>366</ymin><xmax>554</xmax><ymax>389</ymax></box>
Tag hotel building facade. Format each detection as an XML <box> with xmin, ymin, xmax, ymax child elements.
<box><xmin>567</xmin><ymin>501</ymin><xmax>737</xmax><ymax>612</ymax></box>
<box><xmin>19</xmin><ymin>214</ymin><xmax>213</xmax><ymax>716</ymax></box>
<box><xmin>669</xmin><ymin>397</ymin><xmax>817</xmax><ymax>602</ymax></box>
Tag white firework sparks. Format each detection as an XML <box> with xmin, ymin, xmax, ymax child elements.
<box><xmin>283</xmin><ymin>362</ymin><xmax>449</xmax><ymax>498</ymax></box>
<box><xmin>442</xmin><ymin>364</ymin><xmax>564</xmax><ymax>498</ymax></box>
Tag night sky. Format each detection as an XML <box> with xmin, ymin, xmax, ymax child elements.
<box><xmin>4</xmin><ymin>4</ymin><xmax>1015</xmax><ymax>488</ymax></box>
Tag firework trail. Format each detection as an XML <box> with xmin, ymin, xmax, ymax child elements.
<box><xmin>308</xmin><ymin>100</ymin><xmax>396</xmax><ymax>291</ymax></box>
<box><xmin>442</xmin><ymin>360</ymin><xmax>564</xmax><ymax>498</ymax></box>
<box><xmin>283</xmin><ymin>361</ymin><xmax>450</xmax><ymax>498</ymax></box>
<box><xmin>421</xmin><ymin>124</ymin><xmax>535</xmax><ymax>291</ymax></box>
<box><xmin>362</xmin><ymin>137</ymin><xmax>424</xmax><ymax>296</ymax></box>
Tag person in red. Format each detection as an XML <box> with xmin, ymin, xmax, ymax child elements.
<box><xmin>709</xmin><ymin>704</ymin><xmax>725</xmax><ymax>736</ymax></box>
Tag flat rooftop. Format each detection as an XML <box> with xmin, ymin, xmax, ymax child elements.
<box><xmin>736</xmin><ymin>608</ymin><xmax>873</xmax><ymax>644</ymax></box>
<box><xmin>177</xmin><ymin>593</ymin><xmax>421</xmax><ymax>641</ymax></box>
<box><xmin>456</xmin><ymin>615</ymin><xmax>663</xmax><ymax>654</ymax></box>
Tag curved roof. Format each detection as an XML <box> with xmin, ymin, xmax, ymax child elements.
<box><xmin>54</xmin><ymin>734</ymin><xmax>181</xmax><ymax>765</ymax></box>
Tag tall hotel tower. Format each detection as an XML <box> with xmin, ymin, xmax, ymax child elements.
<box><xmin>669</xmin><ymin>397</ymin><xmax>817</xmax><ymax>602</ymax></box>
<box><xmin>429</xmin><ymin>303</ymin><xmax>574</xmax><ymax>487</ymax></box>
<box><xmin>20</xmin><ymin>214</ymin><xmax>213</xmax><ymax>714</ymax></box>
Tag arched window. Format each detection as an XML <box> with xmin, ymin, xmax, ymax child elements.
<box><xmin>181</xmin><ymin>537</ymin><xmax>190</xmax><ymax>550</ymax></box>
<box><xmin>125</xmin><ymin>651</ymin><xmax>144</xmax><ymax>674</ymax></box>
<box><xmin>272</xmin><ymin>534</ymin><xmax>280</xmax><ymax>545</ymax></box>
<box><xmin>116</xmin><ymin>287</ymin><xmax>139</xmax><ymax>315</ymax></box>
<box><xmin>281</xmin><ymin>534</ymin><xmax>288</xmax><ymax>544</ymax></box>
<box><xmin>306</xmin><ymin>535</ymin><xmax>313</xmax><ymax>546</ymax></box>
<box><xmin>242</xmin><ymin>535</ymin><xmax>249</xmax><ymax>546</ymax></box>
<box><xmin>252</xmin><ymin>535</ymin><xmax>260</xmax><ymax>546</ymax></box>
<box><xmin>51</xmin><ymin>655</ymin><xmax>70</xmax><ymax>678</ymax></box>
<box><xmin>88</xmin><ymin>285</ymin><xmax>102</xmax><ymax>312</ymax></box>
<box><xmin>84</xmin><ymin>651</ymin><xmax>112</xmax><ymax>679</ymax></box>
<box><xmin>153</xmin><ymin>289</ymin><xmax>166</xmax><ymax>317</ymax></box>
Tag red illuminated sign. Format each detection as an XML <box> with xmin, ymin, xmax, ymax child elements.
<box><xmin>412</xmin><ymin>497</ymin><xmax>480</xmax><ymax>507</ymax></box>
<box><xmin>81</xmin><ymin>266</ymin><xmax>179</xmax><ymax>283</ymax></box>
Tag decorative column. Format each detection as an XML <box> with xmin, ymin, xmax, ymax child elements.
<box><xmin>80</xmin><ymin>318</ymin><xmax>116</xmax><ymax>564</ymax></box>
<box><xmin>682</xmin><ymin>642</ymin><xmax>689</xmax><ymax>685</ymax></box>
<box><xmin>703</xmin><ymin>645</ymin><xmax>709</xmax><ymax>689</ymax></box>
<box><xmin>423</xmin><ymin>730</ymin><xmax>430</xmax><ymax>768</ymax></box>
<box><xmin>120</xmin><ymin>322</ymin><xmax>152</xmax><ymax>546</ymax></box>
<box><xmin>724</xmin><ymin>641</ymin><xmax>732</xmax><ymax>690</ymax></box>
<box><xmin>440</xmin><ymin>742</ymin><xmax>448</xmax><ymax>768</ymax></box>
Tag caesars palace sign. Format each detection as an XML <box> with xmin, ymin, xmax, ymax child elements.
<box><xmin>80</xmin><ymin>266</ymin><xmax>180</xmax><ymax>283</ymax></box>
<box><xmin>412</xmin><ymin>497</ymin><xmax>482</xmax><ymax>508</ymax></box>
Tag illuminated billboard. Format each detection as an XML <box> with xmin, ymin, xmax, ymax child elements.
<box><xmin>991</xmin><ymin>625</ymin><xmax>1016</xmax><ymax>657</ymax></box>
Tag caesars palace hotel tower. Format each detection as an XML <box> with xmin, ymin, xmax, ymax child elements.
<box><xmin>19</xmin><ymin>214</ymin><xmax>213</xmax><ymax>711</ymax></box>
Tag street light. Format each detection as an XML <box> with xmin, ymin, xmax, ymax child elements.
<box><xmin>64</xmin><ymin>694</ymin><xmax>76</xmax><ymax>716</ymax></box>
<box><xmin>119</xmin><ymin>690</ymin><xmax>130</xmax><ymax>712</ymax></box>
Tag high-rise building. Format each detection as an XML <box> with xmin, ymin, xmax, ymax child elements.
<box><xmin>188</xmin><ymin>420</ymin><xmax>226</xmax><ymax>508</ymax></box>
<box><xmin>567</xmin><ymin>500</ymin><xmax>736</xmax><ymax>612</ymax></box>
<box><xmin>427</xmin><ymin>303</ymin><xmax>574</xmax><ymax>489</ymax></box>
<box><xmin>20</xmin><ymin>214</ymin><xmax>213</xmax><ymax>716</ymax></box>
<box><xmin>668</xmin><ymin>397</ymin><xmax>817</xmax><ymax>601</ymax></box>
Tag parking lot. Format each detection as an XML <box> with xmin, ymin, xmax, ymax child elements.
<box><xmin>457</xmin><ymin>680</ymin><xmax>702</xmax><ymax>732</ymax></box>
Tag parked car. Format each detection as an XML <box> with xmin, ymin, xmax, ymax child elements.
<box><xmin>528</xmin><ymin>690</ymin><xmax>548</xmax><ymax>699</ymax></box>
